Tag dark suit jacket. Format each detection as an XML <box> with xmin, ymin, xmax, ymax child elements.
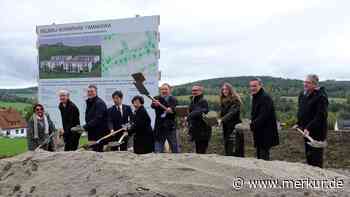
<box><xmin>107</xmin><ymin>104</ymin><xmax>133</xmax><ymax>140</ymax></box>
<box><xmin>59</xmin><ymin>99</ymin><xmax>80</xmax><ymax>139</ymax></box>
<box><xmin>84</xmin><ymin>96</ymin><xmax>108</xmax><ymax>141</ymax></box>
<box><xmin>187</xmin><ymin>94</ymin><xmax>212</xmax><ymax>141</ymax></box>
<box><xmin>297</xmin><ymin>87</ymin><xmax>328</xmax><ymax>141</ymax></box>
<box><xmin>250</xmin><ymin>88</ymin><xmax>279</xmax><ymax>149</ymax></box>
<box><xmin>151</xmin><ymin>95</ymin><xmax>177</xmax><ymax>138</ymax></box>
<box><xmin>129</xmin><ymin>106</ymin><xmax>154</xmax><ymax>154</ymax></box>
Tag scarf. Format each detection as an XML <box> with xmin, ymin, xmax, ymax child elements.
<box><xmin>33</xmin><ymin>114</ymin><xmax>49</xmax><ymax>139</ymax></box>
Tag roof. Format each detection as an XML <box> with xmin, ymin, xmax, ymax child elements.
<box><xmin>0</xmin><ymin>108</ymin><xmax>27</xmax><ymax>129</ymax></box>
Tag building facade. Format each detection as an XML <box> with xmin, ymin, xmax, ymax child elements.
<box><xmin>40</xmin><ymin>55</ymin><xmax>100</xmax><ymax>73</ymax></box>
<box><xmin>0</xmin><ymin>108</ymin><xmax>27</xmax><ymax>138</ymax></box>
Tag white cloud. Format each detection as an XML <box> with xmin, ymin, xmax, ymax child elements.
<box><xmin>0</xmin><ymin>0</ymin><xmax>350</xmax><ymax>87</ymax></box>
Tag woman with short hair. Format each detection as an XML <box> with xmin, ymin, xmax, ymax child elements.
<box><xmin>129</xmin><ymin>96</ymin><xmax>154</xmax><ymax>154</ymax></box>
<box><xmin>27</xmin><ymin>104</ymin><xmax>56</xmax><ymax>151</ymax></box>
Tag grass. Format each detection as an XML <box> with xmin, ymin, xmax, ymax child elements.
<box><xmin>0</xmin><ymin>136</ymin><xmax>88</xmax><ymax>158</ymax></box>
<box><xmin>0</xmin><ymin>101</ymin><xmax>32</xmax><ymax>111</ymax></box>
<box><xmin>39</xmin><ymin>69</ymin><xmax>101</xmax><ymax>79</ymax></box>
<box><xmin>281</xmin><ymin>96</ymin><xmax>347</xmax><ymax>104</ymax></box>
<box><xmin>0</xmin><ymin>101</ymin><xmax>32</xmax><ymax>110</ymax></box>
<box><xmin>177</xmin><ymin>95</ymin><xmax>219</xmax><ymax>102</ymax></box>
<box><xmin>0</xmin><ymin>137</ymin><xmax>27</xmax><ymax>157</ymax></box>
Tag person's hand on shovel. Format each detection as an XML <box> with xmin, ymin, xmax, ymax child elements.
<box><xmin>59</xmin><ymin>128</ymin><xmax>64</xmax><ymax>137</ymax></box>
<box><xmin>217</xmin><ymin>119</ymin><xmax>222</xmax><ymax>127</ymax></box>
<box><xmin>303</xmin><ymin>129</ymin><xmax>310</xmax><ymax>136</ymax></box>
<box><xmin>71</xmin><ymin>125</ymin><xmax>85</xmax><ymax>134</ymax></box>
<box><xmin>152</xmin><ymin>99</ymin><xmax>161</xmax><ymax>107</ymax></box>
<box><xmin>165</xmin><ymin>107</ymin><xmax>173</xmax><ymax>114</ymax></box>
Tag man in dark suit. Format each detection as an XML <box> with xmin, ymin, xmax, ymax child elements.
<box><xmin>296</xmin><ymin>74</ymin><xmax>328</xmax><ymax>168</ymax></box>
<box><xmin>83</xmin><ymin>85</ymin><xmax>109</xmax><ymax>152</ymax></box>
<box><xmin>151</xmin><ymin>83</ymin><xmax>178</xmax><ymax>153</ymax></box>
<box><xmin>249</xmin><ymin>78</ymin><xmax>279</xmax><ymax>160</ymax></box>
<box><xmin>187</xmin><ymin>85</ymin><xmax>212</xmax><ymax>154</ymax></box>
<box><xmin>58</xmin><ymin>90</ymin><xmax>81</xmax><ymax>151</ymax></box>
<box><xmin>107</xmin><ymin>90</ymin><xmax>133</xmax><ymax>151</ymax></box>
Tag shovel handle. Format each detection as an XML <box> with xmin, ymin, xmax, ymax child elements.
<box><xmin>118</xmin><ymin>132</ymin><xmax>128</xmax><ymax>143</ymax></box>
<box><xmin>296</xmin><ymin>128</ymin><xmax>314</xmax><ymax>142</ymax></box>
<box><xmin>96</xmin><ymin>128</ymin><xmax>126</xmax><ymax>144</ymax></box>
<box><xmin>147</xmin><ymin>95</ymin><xmax>174</xmax><ymax>113</ymax></box>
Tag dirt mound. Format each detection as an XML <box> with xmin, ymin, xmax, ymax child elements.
<box><xmin>0</xmin><ymin>151</ymin><xmax>349</xmax><ymax>197</ymax></box>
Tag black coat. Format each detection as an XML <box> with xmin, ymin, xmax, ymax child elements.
<box><xmin>297</xmin><ymin>87</ymin><xmax>328</xmax><ymax>141</ymax></box>
<box><xmin>84</xmin><ymin>96</ymin><xmax>109</xmax><ymax>141</ymax></box>
<box><xmin>59</xmin><ymin>100</ymin><xmax>81</xmax><ymax>140</ymax></box>
<box><xmin>151</xmin><ymin>95</ymin><xmax>177</xmax><ymax>139</ymax></box>
<box><xmin>107</xmin><ymin>104</ymin><xmax>133</xmax><ymax>140</ymax></box>
<box><xmin>188</xmin><ymin>94</ymin><xmax>212</xmax><ymax>141</ymax></box>
<box><xmin>250</xmin><ymin>88</ymin><xmax>279</xmax><ymax>149</ymax></box>
<box><xmin>129</xmin><ymin>106</ymin><xmax>154</xmax><ymax>154</ymax></box>
<box><xmin>220</xmin><ymin>99</ymin><xmax>242</xmax><ymax>139</ymax></box>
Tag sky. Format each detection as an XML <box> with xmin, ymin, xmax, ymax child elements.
<box><xmin>1</xmin><ymin>0</ymin><xmax>350</xmax><ymax>88</ymax></box>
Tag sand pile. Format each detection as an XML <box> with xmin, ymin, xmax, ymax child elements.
<box><xmin>0</xmin><ymin>151</ymin><xmax>349</xmax><ymax>197</ymax></box>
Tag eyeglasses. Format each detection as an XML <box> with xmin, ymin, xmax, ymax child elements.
<box><xmin>192</xmin><ymin>89</ymin><xmax>200</xmax><ymax>92</ymax></box>
<box><xmin>35</xmin><ymin>108</ymin><xmax>44</xmax><ymax>112</ymax></box>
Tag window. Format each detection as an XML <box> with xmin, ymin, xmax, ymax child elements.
<box><xmin>16</xmin><ymin>130</ymin><xmax>19</xmax><ymax>134</ymax></box>
<box><xmin>21</xmin><ymin>129</ymin><xmax>24</xmax><ymax>134</ymax></box>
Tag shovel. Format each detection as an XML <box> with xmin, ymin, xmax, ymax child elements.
<box><xmin>296</xmin><ymin>128</ymin><xmax>327</xmax><ymax>148</ymax></box>
<box><xmin>79</xmin><ymin>127</ymin><xmax>126</xmax><ymax>150</ymax></box>
<box><xmin>131</xmin><ymin>72</ymin><xmax>172</xmax><ymax>113</ymax></box>
<box><xmin>108</xmin><ymin>131</ymin><xmax>129</xmax><ymax>149</ymax></box>
<box><xmin>35</xmin><ymin>131</ymin><xmax>57</xmax><ymax>151</ymax></box>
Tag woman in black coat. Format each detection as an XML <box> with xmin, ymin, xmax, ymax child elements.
<box><xmin>219</xmin><ymin>83</ymin><xmax>244</xmax><ymax>157</ymax></box>
<box><xmin>129</xmin><ymin>96</ymin><xmax>154</xmax><ymax>154</ymax></box>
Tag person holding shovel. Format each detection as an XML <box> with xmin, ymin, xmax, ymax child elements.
<box><xmin>250</xmin><ymin>78</ymin><xmax>279</xmax><ymax>160</ymax></box>
<box><xmin>58</xmin><ymin>90</ymin><xmax>81</xmax><ymax>151</ymax></box>
<box><xmin>296</xmin><ymin>74</ymin><xmax>328</xmax><ymax>168</ymax></box>
<box><xmin>107</xmin><ymin>90</ymin><xmax>133</xmax><ymax>151</ymax></box>
<box><xmin>219</xmin><ymin>82</ymin><xmax>244</xmax><ymax>157</ymax></box>
<box><xmin>187</xmin><ymin>85</ymin><xmax>212</xmax><ymax>154</ymax></box>
<box><xmin>27</xmin><ymin>104</ymin><xmax>56</xmax><ymax>151</ymax></box>
<box><xmin>128</xmin><ymin>95</ymin><xmax>154</xmax><ymax>154</ymax></box>
<box><xmin>151</xmin><ymin>83</ymin><xmax>179</xmax><ymax>153</ymax></box>
<box><xmin>83</xmin><ymin>85</ymin><xmax>109</xmax><ymax>152</ymax></box>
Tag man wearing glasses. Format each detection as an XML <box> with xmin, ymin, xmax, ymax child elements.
<box><xmin>187</xmin><ymin>85</ymin><xmax>212</xmax><ymax>154</ymax></box>
<box><xmin>295</xmin><ymin>74</ymin><xmax>329</xmax><ymax>168</ymax></box>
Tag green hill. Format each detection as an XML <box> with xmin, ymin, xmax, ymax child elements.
<box><xmin>172</xmin><ymin>76</ymin><xmax>350</xmax><ymax>98</ymax></box>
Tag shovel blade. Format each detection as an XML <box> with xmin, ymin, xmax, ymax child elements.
<box><xmin>108</xmin><ymin>141</ymin><xmax>125</xmax><ymax>147</ymax></box>
<box><xmin>307</xmin><ymin>140</ymin><xmax>327</xmax><ymax>148</ymax></box>
<box><xmin>133</xmin><ymin>82</ymin><xmax>150</xmax><ymax>96</ymax></box>
<box><xmin>132</xmin><ymin>72</ymin><xmax>146</xmax><ymax>83</ymax></box>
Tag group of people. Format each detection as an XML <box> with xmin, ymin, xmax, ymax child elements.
<box><xmin>26</xmin><ymin>74</ymin><xmax>328</xmax><ymax>168</ymax></box>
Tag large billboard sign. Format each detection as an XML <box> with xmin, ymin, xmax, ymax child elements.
<box><xmin>36</xmin><ymin>16</ymin><xmax>160</xmax><ymax>128</ymax></box>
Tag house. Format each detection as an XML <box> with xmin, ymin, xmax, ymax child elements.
<box><xmin>334</xmin><ymin>119</ymin><xmax>350</xmax><ymax>131</ymax></box>
<box><xmin>0</xmin><ymin>108</ymin><xmax>27</xmax><ymax>138</ymax></box>
<box><xmin>40</xmin><ymin>55</ymin><xmax>100</xmax><ymax>73</ymax></box>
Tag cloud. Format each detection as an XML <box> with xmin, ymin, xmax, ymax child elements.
<box><xmin>0</xmin><ymin>0</ymin><xmax>350</xmax><ymax>88</ymax></box>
